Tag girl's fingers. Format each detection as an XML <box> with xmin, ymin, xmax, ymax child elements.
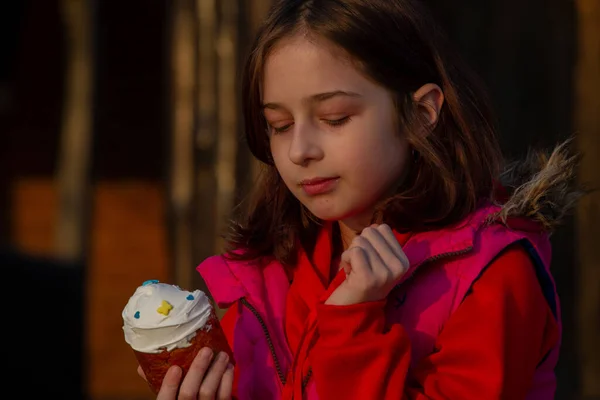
<box><xmin>216</xmin><ymin>364</ymin><xmax>235</xmax><ymax>400</ymax></box>
<box><xmin>156</xmin><ymin>366</ymin><xmax>182</xmax><ymax>400</ymax></box>
<box><xmin>376</xmin><ymin>224</ymin><xmax>409</xmax><ymax>266</ymax></box>
<box><xmin>352</xmin><ymin>235</ymin><xmax>386</xmax><ymax>273</ymax></box>
<box><xmin>341</xmin><ymin>236</ymin><xmax>380</xmax><ymax>288</ymax></box>
<box><xmin>199</xmin><ymin>352</ymin><xmax>231</xmax><ymax>400</ymax></box>
<box><xmin>361</xmin><ymin>225</ymin><xmax>407</xmax><ymax>275</ymax></box>
<box><xmin>341</xmin><ymin>242</ymin><xmax>376</xmax><ymax>282</ymax></box>
<box><xmin>178</xmin><ymin>347</ymin><xmax>214</xmax><ymax>400</ymax></box>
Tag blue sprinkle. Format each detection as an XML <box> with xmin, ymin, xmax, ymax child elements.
<box><xmin>134</xmin><ymin>311</ymin><xmax>140</xmax><ymax>319</ymax></box>
<box><xmin>143</xmin><ymin>279</ymin><xmax>159</xmax><ymax>286</ymax></box>
<box><xmin>186</xmin><ymin>294</ymin><xmax>194</xmax><ymax>301</ymax></box>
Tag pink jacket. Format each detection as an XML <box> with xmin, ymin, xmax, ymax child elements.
<box><xmin>197</xmin><ymin>204</ymin><xmax>561</xmax><ymax>399</ymax></box>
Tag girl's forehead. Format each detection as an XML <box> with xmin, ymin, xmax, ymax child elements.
<box><xmin>262</xmin><ymin>36</ymin><xmax>368</xmax><ymax>103</ymax></box>
<box><xmin>269</xmin><ymin>33</ymin><xmax>351</xmax><ymax>63</ymax></box>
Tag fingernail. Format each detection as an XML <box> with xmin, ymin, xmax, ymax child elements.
<box><xmin>219</xmin><ymin>352</ymin><xmax>229</xmax><ymax>363</ymax></box>
<box><xmin>227</xmin><ymin>363</ymin><xmax>234</xmax><ymax>370</ymax></box>
<box><xmin>200</xmin><ymin>347</ymin><xmax>213</xmax><ymax>360</ymax></box>
<box><xmin>167</xmin><ymin>365</ymin><xmax>182</xmax><ymax>380</ymax></box>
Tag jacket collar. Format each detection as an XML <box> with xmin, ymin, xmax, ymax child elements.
<box><xmin>199</xmin><ymin>203</ymin><xmax>509</xmax><ymax>307</ymax></box>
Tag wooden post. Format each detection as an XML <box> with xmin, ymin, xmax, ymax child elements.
<box><xmin>168</xmin><ymin>0</ymin><xmax>196</xmax><ymax>290</ymax></box>
<box><xmin>55</xmin><ymin>0</ymin><xmax>94</xmax><ymax>262</ymax></box>
<box><xmin>193</xmin><ymin>0</ymin><xmax>218</xmax><ymax>292</ymax></box>
<box><xmin>249</xmin><ymin>0</ymin><xmax>272</xmax><ymax>33</ymax></box>
<box><xmin>575</xmin><ymin>0</ymin><xmax>600</xmax><ymax>398</ymax></box>
<box><xmin>214</xmin><ymin>0</ymin><xmax>240</xmax><ymax>253</ymax></box>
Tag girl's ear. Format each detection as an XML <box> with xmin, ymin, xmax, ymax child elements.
<box><xmin>413</xmin><ymin>83</ymin><xmax>444</xmax><ymax>128</ymax></box>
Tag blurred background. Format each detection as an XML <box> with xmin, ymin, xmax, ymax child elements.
<box><xmin>0</xmin><ymin>0</ymin><xmax>598</xmax><ymax>399</ymax></box>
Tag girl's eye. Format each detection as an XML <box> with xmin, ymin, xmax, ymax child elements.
<box><xmin>268</xmin><ymin>116</ymin><xmax>350</xmax><ymax>134</ymax></box>
<box><xmin>270</xmin><ymin>123</ymin><xmax>293</xmax><ymax>134</ymax></box>
<box><xmin>323</xmin><ymin>116</ymin><xmax>351</xmax><ymax>127</ymax></box>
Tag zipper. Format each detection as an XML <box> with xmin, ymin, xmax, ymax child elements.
<box><xmin>392</xmin><ymin>246</ymin><xmax>473</xmax><ymax>291</ymax></box>
<box><xmin>301</xmin><ymin>368</ymin><xmax>313</xmax><ymax>391</ymax></box>
<box><xmin>240</xmin><ymin>298</ymin><xmax>287</xmax><ymax>385</ymax></box>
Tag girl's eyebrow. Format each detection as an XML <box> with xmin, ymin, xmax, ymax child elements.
<box><xmin>262</xmin><ymin>90</ymin><xmax>362</xmax><ymax>110</ymax></box>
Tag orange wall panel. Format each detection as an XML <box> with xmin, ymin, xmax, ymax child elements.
<box><xmin>87</xmin><ymin>182</ymin><xmax>169</xmax><ymax>399</ymax></box>
<box><xmin>11</xmin><ymin>178</ymin><xmax>57</xmax><ymax>255</ymax></box>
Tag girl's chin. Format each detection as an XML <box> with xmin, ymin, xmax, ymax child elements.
<box><xmin>309</xmin><ymin>206</ymin><xmax>375</xmax><ymax>229</ymax></box>
<box><xmin>305</xmin><ymin>207</ymin><xmax>358</xmax><ymax>224</ymax></box>
<box><xmin>302</xmin><ymin>197</ymin><xmax>373</xmax><ymax>223</ymax></box>
<box><xmin>304</xmin><ymin>208</ymin><xmax>344</xmax><ymax>222</ymax></box>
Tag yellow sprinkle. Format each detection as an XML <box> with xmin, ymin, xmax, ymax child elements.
<box><xmin>157</xmin><ymin>300</ymin><xmax>173</xmax><ymax>316</ymax></box>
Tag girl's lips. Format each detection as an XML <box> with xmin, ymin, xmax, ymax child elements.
<box><xmin>300</xmin><ymin>177</ymin><xmax>339</xmax><ymax>196</ymax></box>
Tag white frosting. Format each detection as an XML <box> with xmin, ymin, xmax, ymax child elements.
<box><xmin>122</xmin><ymin>282</ymin><xmax>213</xmax><ymax>353</ymax></box>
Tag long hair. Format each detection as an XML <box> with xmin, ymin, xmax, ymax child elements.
<box><xmin>225</xmin><ymin>0</ymin><xmax>503</xmax><ymax>266</ymax></box>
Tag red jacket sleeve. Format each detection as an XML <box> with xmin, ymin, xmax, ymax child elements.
<box><xmin>310</xmin><ymin>245</ymin><xmax>560</xmax><ymax>400</ymax></box>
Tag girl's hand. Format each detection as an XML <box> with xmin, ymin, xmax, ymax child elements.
<box><xmin>138</xmin><ymin>348</ymin><xmax>234</xmax><ymax>400</ymax></box>
<box><xmin>325</xmin><ymin>224</ymin><xmax>409</xmax><ymax>306</ymax></box>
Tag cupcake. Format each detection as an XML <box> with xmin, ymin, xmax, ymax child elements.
<box><xmin>122</xmin><ymin>280</ymin><xmax>233</xmax><ymax>394</ymax></box>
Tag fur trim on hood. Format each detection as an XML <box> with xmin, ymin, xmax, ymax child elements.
<box><xmin>495</xmin><ymin>138</ymin><xmax>586</xmax><ymax>232</ymax></box>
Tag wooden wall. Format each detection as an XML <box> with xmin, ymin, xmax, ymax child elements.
<box><xmin>1</xmin><ymin>1</ymin><xmax>169</xmax><ymax>398</ymax></box>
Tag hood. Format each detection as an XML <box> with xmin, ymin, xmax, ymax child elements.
<box><xmin>495</xmin><ymin>138</ymin><xmax>586</xmax><ymax>232</ymax></box>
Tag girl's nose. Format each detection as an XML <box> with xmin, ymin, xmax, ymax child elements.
<box><xmin>288</xmin><ymin>124</ymin><xmax>324</xmax><ymax>166</ymax></box>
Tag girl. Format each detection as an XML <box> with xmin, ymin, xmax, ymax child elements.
<box><xmin>141</xmin><ymin>0</ymin><xmax>581</xmax><ymax>398</ymax></box>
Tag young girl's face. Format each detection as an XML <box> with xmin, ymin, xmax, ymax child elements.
<box><xmin>263</xmin><ymin>35</ymin><xmax>409</xmax><ymax>231</ymax></box>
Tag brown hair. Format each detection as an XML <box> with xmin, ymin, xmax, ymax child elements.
<box><xmin>225</xmin><ymin>0</ymin><xmax>503</xmax><ymax>266</ymax></box>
